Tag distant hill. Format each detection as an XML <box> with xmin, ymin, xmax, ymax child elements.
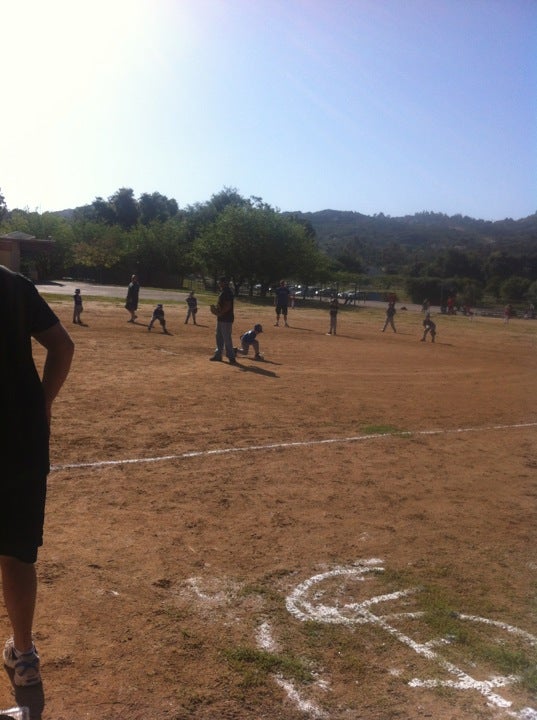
<box><xmin>51</xmin><ymin>203</ymin><xmax>536</xmax><ymax>257</ymax></box>
<box><xmin>284</xmin><ymin>209</ymin><xmax>537</xmax><ymax>255</ymax></box>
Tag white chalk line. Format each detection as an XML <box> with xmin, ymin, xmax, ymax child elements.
<box><xmin>256</xmin><ymin>620</ymin><xmax>328</xmax><ymax>719</ymax></box>
<box><xmin>50</xmin><ymin>421</ymin><xmax>537</xmax><ymax>472</ymax></box>
<box><xmin>286</xmin><ymin>562</ymin><xmax>537</xmax><ymax>719</ymax></box>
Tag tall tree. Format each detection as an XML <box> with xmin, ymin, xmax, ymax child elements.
<box><xmin>110</xmin><ymin>188</ymin><xmax>139</xmax><ymax>230</ymax></box>
<box><xmin>91</xmin><ymin>196</ymin><xmax>117</xmax><ymax>225</ymax></box>
<box><xmin>194</xmin><ymin>204</ymin><xmax>323</xmax><ymax>295</ymax></box>
<box><xmin>0</xmin><ymin>188</ymin><xmax>7</xmax><ymax>221</ymax></box>
<box><xmin>139</xmin><ymin>192</ymin><xmax>178</xmax><ymax>225</ymax></box>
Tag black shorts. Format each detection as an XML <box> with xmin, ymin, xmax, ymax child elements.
<box><xmin>276</xmin><ymin>306</ymin><xmax>288</xmax><ymax>317</ymax></box>
<box><xmin>0</xmin><ymin>471</ymin><xmax>47</xmax><ymax>563</ymax></box>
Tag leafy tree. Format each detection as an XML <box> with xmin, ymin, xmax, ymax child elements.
<box><xmin>194</xmin><ymin>203</ymin><xmax>323</xmax><ymax>295</ymax></box>
<box><xmin>110</xmin><ymin>188</ymin><xmax>139</xmax><ymax>230</ymax></box>
<box><xmin>484</xmin><ymin>251</ymin><xmax>521</xmax><ymax>282</ymax></box>
<box><xmin>427</xmin><ymin>248</ymin><xmax>483</xmax><ymax>281</ymax></box>
<box><xmin>526</xmin><ymin>280</ymin><xmax>537</xmax><ymax>305</ymax></box>
<box><xmin>131</xmin><ymin>218</ymin><xmax>191</xmax><ymax>286</ymax></box>
<box><xmin>380</xmin><ymin>242</ymin><xmax>407</xmax><ymax>274</ymax></box>
<box><xmin>333</xmin><ymin>239</ymin><xmax>364</xmax><ymax>274</ymax></box>
<box><xmin>0</xmin><ymin>188</ymin><xmax>7</xmax><ymax>221</ymax></box>
<box><xmin>406</xmin><ymin>277</ymin><xmax>444</xmax><ymax>305</ymax></box>
<box><xmin>458</xmin><ymin>279</ymin><xmax>484</xmax><ymax>307</ymax></box>
<box><xmin>71</xmin><ymin>225</ymin><xmax>128</xmax><ymax>281</ymax></box>
<box><xmin>139</xmin><ymin>192</ymin><xmax>178</xmax><ymax>225</ymax></box>
<box><xmin>90</xmin><ymin>196</ymin><xmax>117</xmax><ymax>225</ymax></box>
<box><xmin>500</xmin><ymin>276</ymin><xmax>530</xmax><ymax>302</ymax></box>
<box><xmin>209</xmin><ymin>186</ymin><xmax>250</xmax><ymax>214</ymax></box>
<box><xmin>485</xmin><ymin>275</ymin><xmax>503</xmax><ymax>301</ymax></box>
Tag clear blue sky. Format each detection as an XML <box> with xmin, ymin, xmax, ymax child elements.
<box><xmin>2</xmin><ymin>0</ymin><xmax>536</xmax><ymax>220</ymax></box>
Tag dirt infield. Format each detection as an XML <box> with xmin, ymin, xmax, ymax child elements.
<box><xmin>1</xmin><ymin>294</ymin><xmax>536</xmax><ymax>720</ymax></box>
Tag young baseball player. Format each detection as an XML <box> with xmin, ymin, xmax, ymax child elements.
<box><xmin>382</xmin><ymin>302</ymin><xmax>397</xmax><ymax>333</ymax></box>
<box><xmin>327</xmin><ymin>297</ymin><xmax>339</xmax><ymax>335</ymax></box>
<box><xmin>185</xmin><ymin>291</ymin><xmax>198</xmax><ymax>324</ymax></box>
<box><xmin>73</xmin><ymin>288</ymin><xmax>83</xmax><ymax>324</ymax></box>
<box><xmin>235</xmin><ymin>324</ymin><xmax>263</xmax><ymax>359</ymax></box>
<box><xmin>421</xmin><ymin>313</ymin><xmax>436</xmax><ymax>342</ymax></box>
<box><xmin>148</xmin><ymin>304</ymin><xmax>170</xmax><ymax>334</ymax></box>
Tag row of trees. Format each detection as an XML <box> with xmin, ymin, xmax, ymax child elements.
<box><xmin>0</xmin><ymin>188</ymin><xmax>329</xmax><ymax>294</ymax></box>
<box><xmin>1</xmin><ymin>186</ymin><xmax>536</xmax><ymax>306</ymax></box>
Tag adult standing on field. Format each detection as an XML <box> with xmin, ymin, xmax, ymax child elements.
<box><xmin>125</xmin><ymin>274</ymin><xmax>140</xmax><ymax>323</ymax></box>
<box><xmin>0</xmin><ymin>265</ymin><xmax>74</xmax><ymax>687</ymax></box>
<box><xmin>274</xmin><ymin>279</ymin><xmax>290</xmax><ymax>327</ymax></box>
<box><xmin>209</xmin><ymin>277</ymin><xmax>236</xmax><ymax>364</ymax></box>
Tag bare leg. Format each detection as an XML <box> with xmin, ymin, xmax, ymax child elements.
<box><xmin>0</xmin><ymin>556</ymin><xmax>37</xmax><ymax>652</ymax></box>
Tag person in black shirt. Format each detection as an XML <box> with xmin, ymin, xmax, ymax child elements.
<box><xmin>185</xmin><ymin>291</ymin><xmax>198</xmax><ymax>325</ymax></box>
<box><xmin>274</xmin><ymin>280</ymin><xmax>290</xmax><ymax>327</ymax></box>
<box><xmin>0</xmin><ymin>266</ymin><xmax>74</xmax><ymax>686</ymax></box>
<box><xmin>148</xmin><ymin>303</ymin><xmax>170</xmax><ymax>334</ymax></box>
<box><xmin>421</xmin><ymin>313</ymin><xmax>437</xmax><ymax>342</ymax></box>
<box><xmin>209</xmin><ymin>277</ymin><xmax>236</xmax><ymax>364</ymax></box>
<box><xmin>72</xmin><ymin>288</ymin><xmax>83</xmax><ymax>324</ymax></box>
<box><xmin>382</xmin><ymin>302</ymin><xmax>397</xmax><ymax>333</ymax></box>
<box><xmin>125</xmin><ymin>274</ymin><xmax>140</xmax><ymax>323</ymax></box>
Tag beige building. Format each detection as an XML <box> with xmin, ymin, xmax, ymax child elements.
<box><xmin>0</xmin><ymin>231</ymin><xmax>54</xmax><ymax>279</ymax></box>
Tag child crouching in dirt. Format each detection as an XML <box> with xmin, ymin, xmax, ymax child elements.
<box><xmin>235</xmin><ymin>324</ymin><xmax>263</xmax><ymax>359</ymax></box>
<box><xmin>421</xmin><ymin>313</ymin><xmax>436</xmax><ymax>342</ymax></box>
<box><xmin>148</xmin><ymin>304</ymin><xmax>170</xmax><ymax>334</ymax></box>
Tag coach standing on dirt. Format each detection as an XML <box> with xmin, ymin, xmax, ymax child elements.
<box><xmin>0</xmin><ymin>265</ymin><xmax>74</xmax><ymax>686</ymax></box>
<box><xmin>125</xmin><ymin>273</ymin><xmax>140</xmax><ymax>323</ymax></box>
<box><xmin>209</xmin><ymin>276</ymin><xmax>236</xmax><ymax>364</ymax></box>
<box><xmin>274</xmin><ymin>279</ymin><xmax>290</xmax><ymax>327</ymax></box>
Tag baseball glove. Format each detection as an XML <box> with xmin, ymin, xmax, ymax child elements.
<box><xmin>210</xmin><ymin>304</ymin><xmax>218</xmax><ymax>316</ymax></box>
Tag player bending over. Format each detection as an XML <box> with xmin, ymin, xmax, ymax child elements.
<box><xmin>148</xmin><ymin>304</ymin><xmax>170</xmax><ymax>334</ymax></box>
<box><xmin>235</xmin><ymin>324</ymin><xmax>263</xmax><ymax>359</ymax></box>
<box><xmin>421</xmin><ymin>313</ymin><xmax>436</xmax><ymax>342</ymax></box>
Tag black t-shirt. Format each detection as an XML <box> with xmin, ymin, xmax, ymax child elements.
<box><xmin>126</xmin><ymin>281</ymin><xmax>140</xmax><ymax>305</ymax></box>
<box><xmin>0</xmin><ymin>266</ymin><xmax>59</xmax><ymax>474</ymax></box>
<box><xmin>218</xmin><ymin>286</ymin><xmax>234</xmax><ymax>323</ymax></box>
<box><xmin>275</xmin><ymin>286</ymin><xmax>290</xmax><ymax>307</ymax></box>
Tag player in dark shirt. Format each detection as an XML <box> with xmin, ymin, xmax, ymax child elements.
<box><xmin>73</xmin><ymin>288</ymin><xmax>83</xmax><ymax>324</ymax></box>
<box><xmin>185</xmin><ymin>291</ymin><xmax>198</xmax><ymax>325</ymax></box>
<box><xmin>125</xmin><ymin>274</ymin><xmax>140</xmax><ymax>322</ymax></box>
<box><xmin>148</xmin><ymin>304</ymin><xmax>170</xmax><ymax>334</ymax></box>
<box><xmin>235</xmin><ymin>324</ymin><xmax>263</xmax><ymax>359</ymax></box>
<box><xmin>421</xmin><ymin>313</ymin><xmax>437</xmax><ymax>342</ymax></box>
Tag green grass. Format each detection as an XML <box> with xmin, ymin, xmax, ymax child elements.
<box><xmin>415</xmin><ymin>584</ymin><xmax>537</xmax><ymax>694</ymax></box>
<box><xmin>223</xmin><ymin>646</ymin><xmax>313</xmax><ymax>688</ymax></box>
<box><xmin>334</xmin><ymin>569</ymin><xmax>537</xmax><ymax>696</ymax></box>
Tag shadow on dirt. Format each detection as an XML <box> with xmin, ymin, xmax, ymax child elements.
<box><xmin>3</xmin><ymin>666</ymin><xmax>45</xmax><ymax>719</ymax></box>
<box><xmin>234</xmin><ymin>361</ymin><xmax>278</xmax><ymax>378</ymax></box>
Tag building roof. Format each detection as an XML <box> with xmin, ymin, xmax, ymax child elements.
<box><xmin>0</xmin><ymin>231</ymin><xmax>53</xmax><ymax>243</ymax></box>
